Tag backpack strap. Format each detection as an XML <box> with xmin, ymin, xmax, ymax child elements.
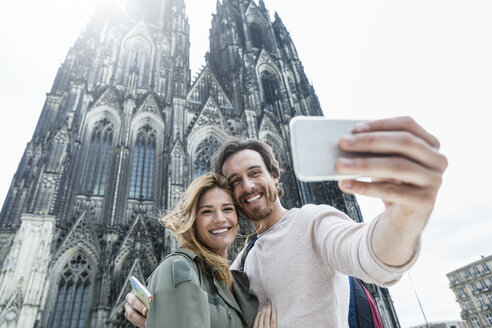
<box><xmin>348</xmin><ymin>276</ymin><xmax>374</xmax><ymax>328</ymax></box>
<box><xmin>239</xmin><ymin>234</ymin><xmax>258</xmax><ymax>272</ymax></box>
<box><xmin>348</xmin><ymin>277</ymin><xmax>358</xmax><ymax>328</ymax></box>
<box><xmin>357</xmin><ymin>278</ymin><xmax>383</xmax><ymax>328</ymax></box>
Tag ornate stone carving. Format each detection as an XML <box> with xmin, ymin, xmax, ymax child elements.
<box><xmin>135</xmin><ymin>94</ymin><xmax>160</xmax><ymax>116</ymax></box>
<box><xmin>93</xmin><ymin>88</ymin><xmax>121</xmax><ymax>109</ymax></box>
<box><xmin>54</xmin><ymin>211</ymin><xmax>101</xmax><ymax>265</ymax></box>
<box><xmin>0</xmin><ymin>278</ymin><xmax>23</xmax><ymax>328</ymax></box>
<box><xmin>193</xmin><ymin>136</ymin><xmax>222</xmax><ymax>177</ymax></box>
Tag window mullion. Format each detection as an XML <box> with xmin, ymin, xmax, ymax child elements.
<box><xmin>82</xmin><ymin>135</ymin><xmax>97</xmax><ymax>193</ymax></box>
<box><xmin>51</xmin><ymin>280</ymin><xmax>66</xmax><ymax>328</ymax></box>
<box><xmin>147</xmin><ymin>143</ymin><xmax>155</xmax><ymax>199</ymax></box>
<box><xmin>78</xmin><ymin>283</ymin><xmax>90</xmax><ymax>327</ymax></box>
<box><xmin>129</xmin><ymin>142</ymin><xmax>138</xmax><ymax>198</ymax></box>
<box><xmin>140</xmin><ymin>140</ymin><xmax>147</xmax><ymax>198</ymax></box>
<box><xmin>98</xmin><ymin>131</ymin><xmax>113</xmax><ymax>196</ymax></box>
<box><xmin>72</xmin><ymin>283</ymin><xmax>84</xmax><ymax>328</ymax></box>
<box><xmin>65</xmin><ymin>281</ymin><xmax>78</xmax><ymax>327</ymax></box>
<box><xmin>60</xmin><ymin>283</ymin><xmax>74</xmax><ymax>327</ymax></box>
<box><xmin>91</xmin><ymin>130</ymin><xmax>104</xmax><ymax>195</ymax></box>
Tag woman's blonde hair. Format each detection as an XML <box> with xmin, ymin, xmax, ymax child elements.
<box><xmin>159</xmin><ymin>173</ymin><xmax>235</xmax><ymax>288</ymax></box>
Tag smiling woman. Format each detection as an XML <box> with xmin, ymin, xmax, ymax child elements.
<box><xmin>159</xmin><ymin>174</ymin><xmax>238</xmax><ymax>286</ymax></box>
<box><xmin>195</xmin><ymin>187</ymin><xmax>239</xmax><ymax>258</ymax></box>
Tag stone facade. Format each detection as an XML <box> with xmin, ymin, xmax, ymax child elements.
<box><xmin>0</xmin><ymin>0</ymin><xmax>401</xmax><ymax>326</ymax></box>
<box><xmin>448</xmin><ymin>255</ymin><xmax>492</xmax><ymax>328</ymax></box>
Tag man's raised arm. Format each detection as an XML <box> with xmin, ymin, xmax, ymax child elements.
<box><xmin>336</xmin><ymin>116</ymin><xmax>448</xmax><ymax>266</ymax></box>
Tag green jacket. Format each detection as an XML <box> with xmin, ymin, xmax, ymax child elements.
<box><xmin>146</xmin><ymin>247</ymin><xmax>259</xmax><ymax>328</ymax></box>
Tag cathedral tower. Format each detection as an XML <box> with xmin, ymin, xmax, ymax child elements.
<box><xmin>0</xmin><ymin>0</ymin><xmax>400</xmax><ymax>326</ymax></box>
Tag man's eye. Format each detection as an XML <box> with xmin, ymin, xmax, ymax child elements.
<box><xmin>230</xmin><ymin>179</ymin><xmax>240</xmax><ymax>186</ymax></box>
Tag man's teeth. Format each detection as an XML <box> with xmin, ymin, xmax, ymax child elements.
<box><xmin>211</xmin><ymin>228</ymin><xmax>228</xmax><ymax>234</ymax></box>
<box><xmin>246</xmin><ymin>194</ymin><xmax>261</xmax><ymax>203</ymax></box>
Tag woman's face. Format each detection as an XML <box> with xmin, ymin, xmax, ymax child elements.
<box><xmin>195</xmin><ymin>187</ymin><xmax>238</xmax><ymax>258</ymax></box>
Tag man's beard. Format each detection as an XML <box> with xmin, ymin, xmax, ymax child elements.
<box><xmin>239</xmin><ymin>178</ymin><xmax>278</xmax><ymax>222</ymax></box>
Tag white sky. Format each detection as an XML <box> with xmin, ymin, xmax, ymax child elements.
<box><xmin>1</xmin><ymin>0</ymin><xmax>491</xmax><ymax>327</ymax></box>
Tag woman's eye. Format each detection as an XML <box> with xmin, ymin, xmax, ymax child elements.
<box><xmin>224</xmin><ymin>207</ymin><xmax>234</xmax><ymax>212</ymax></box>
<box><xmin>201</xmin><ymin>210</ymin><xmax>212</xmax><ymax>214</ymax></box>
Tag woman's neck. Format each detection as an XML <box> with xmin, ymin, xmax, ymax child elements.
<box><xmin>218</xmin><ymin>248</ymin><xmax>227</xmax><ymax>259</ymax></box>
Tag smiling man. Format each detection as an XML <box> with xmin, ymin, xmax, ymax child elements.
<box><xmin>125</xmin><ymin>116</ymin><xmax>448</xmax><ymax>327</ymax></box>
<box><xmin>221</xmin><ymin>149</ymin><xmax>286</xmax><ymax>232</ymax></box>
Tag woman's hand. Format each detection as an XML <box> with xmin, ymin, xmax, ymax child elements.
<box><xmin>253</xmin><ymin>301</ymin><xmax>277</xmax><ymax>328</ymax></box>
<box><xmin>124</xmin><ymin>292</ymin><xmax>147</xmax><ymax>328</ymax></box>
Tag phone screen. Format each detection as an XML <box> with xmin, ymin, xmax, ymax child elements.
<box><xmin>129</xmin><ymin>276</ymin><xmax>152</xmax><ymax>310</ymax></box>
<box><xmin>289</xmin><ymin>116</ymin><xmax>366</xmax><ymax>181</ymax></box>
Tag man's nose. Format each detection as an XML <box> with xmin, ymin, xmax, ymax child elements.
<box><xmin>243</xmin><ymin>177</ymin><xmax>255</xmax><ymax>192</ymax></box>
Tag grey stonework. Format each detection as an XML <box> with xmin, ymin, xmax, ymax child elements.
<box><xmin>0</xmin><ymin>0</ymin><xmax>400</xmax><ymax>327</ymax></box>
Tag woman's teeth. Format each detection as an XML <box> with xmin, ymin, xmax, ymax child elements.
<box><xmin>211</xmin><ymin>228</ymin><xmax>229</xmax><ymax>234</ymax></box>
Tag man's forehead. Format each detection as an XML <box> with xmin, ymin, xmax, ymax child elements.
<box><xmin>222</xmin><ymin>149</ymin><xmax>265</xmax><ymax>176</ymax></box>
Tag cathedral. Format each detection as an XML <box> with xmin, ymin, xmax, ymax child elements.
<box><xmin>0</xmin><ymin>0</ymin><xmax>401</xmax><ymax>326</ymax></box>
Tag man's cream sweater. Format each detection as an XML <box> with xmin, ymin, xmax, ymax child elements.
<box><xmin>231</xmin><ymin>204</ymin><xmax>419</xmax><ymax>328</ymax></box>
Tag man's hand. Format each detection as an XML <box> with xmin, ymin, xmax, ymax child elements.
<box><xmin>336</xmin><ymin>116</ymin><xmax>448</xmax><ymax>266</ymax></box>
<box><xmin>253</xmin><ymin>301</ymin><xmax>277</xmax><ymax>328</ymax></box>
<box><xmin>125</xmin><ymin>292</ymin><xmax>147</xmax><ymax>328</ymax></box>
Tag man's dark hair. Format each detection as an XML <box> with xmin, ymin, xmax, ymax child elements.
<box><xmin>210</xmin><ymin>138</ymin><xmax>284</xmax><ymax>198</ymax></box>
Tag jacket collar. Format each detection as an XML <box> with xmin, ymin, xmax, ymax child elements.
<box><xmin>211</xmin><ymin>269</ymin><xmax>242</xmax><ymax>314</ymax></box>
<box><xmin>177</xmin><ymin>247</ymin><xmax>242</xmax><ymax>313</ymax></box>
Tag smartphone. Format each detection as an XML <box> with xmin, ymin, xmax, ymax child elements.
<box><xmin>129</xmin><ymin>276</ymin><xmax>152</xmax><ymax>310</ymax></box>
<box><xmin>289</xmin><ymin>116</ymin><xmax>369</xmax><ymax>182</ymax></box>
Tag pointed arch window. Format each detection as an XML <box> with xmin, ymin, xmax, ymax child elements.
<box><xmin>261</xmin><ymin>71</ymin><xmax>279</xmax><ymax>111</ymax></box>
<box><xmin>250</xmin><ymin>22</ymin><xmax>263</xmax><ymax>49</ymax></box>
<box><xmin>122</xmin><ymin>38</ymin><xmax>150</xmax><ymax>88</ymax></box>
<box><xmin>49</xmin><ymin>253</ymin><xmax>92</xmax><ymax>328</ymax></box>
<box><xmin>123</xmin><ymin>48</ymin><xmax>147</xmax><ymax>87</ymax></box>
<box><xmin>81</xmin><ymin>119</ymin><xmax>113</xmax><ymax>196</ymax></box>
<box><xmin>194</xmin><ymin>137</ymin><xmax>221</xmax><ymax>178</ymax></box>
<box><xmin>129</xmin><ymin>125</ymin><xmax>156</xmax><ymax>200</ymax></box>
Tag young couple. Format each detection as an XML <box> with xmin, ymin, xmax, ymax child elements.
<box><xmin>125</xmin><ymin>117</ymin><xmax>448</xmax><ymax>327</ymax></box>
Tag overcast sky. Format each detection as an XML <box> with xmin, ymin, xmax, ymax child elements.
<box><xmin>1</xmin><ymin>0</ymin><xmax>491</xmax><ymax>327</ymax></box>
